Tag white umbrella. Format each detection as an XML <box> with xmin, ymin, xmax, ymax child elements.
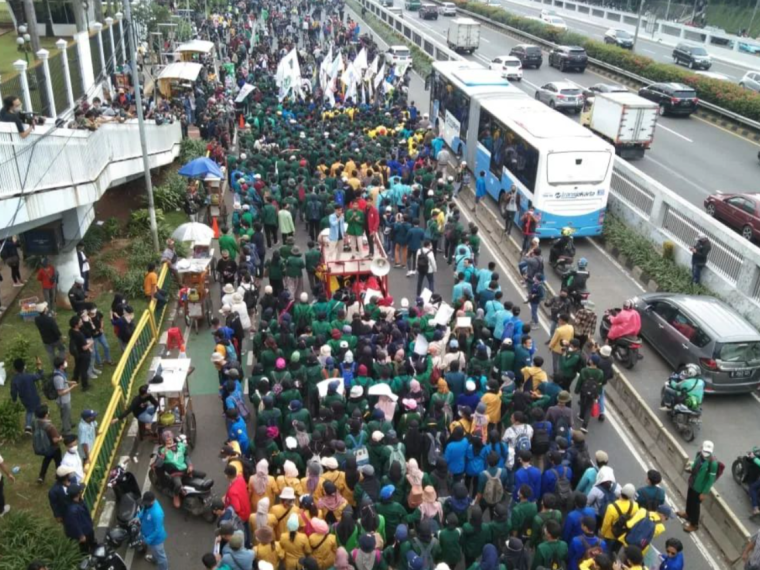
<box><xmin>318</xmin><ymin>378</ymin><xmax>345</xmax><ymax>398</ymax></box>
<box><xmin>172</xmin><ymin>222</ymin><xmax>215</xmax><ymax>243</ymax></box>
<box><xmin>368</xmin><ymin>383</ymin><xmax>398</xmax><ymax>401</ymax></box>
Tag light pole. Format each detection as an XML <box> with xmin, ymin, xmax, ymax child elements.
<box><xmin>57</xmin><ymin>38</ymin><xmax>75</xmax><ymax>111</ymax></box>
<box><xmin>16</xmin><ymin>25</ymin><xmax>30</xmax><ymax>65</ymax></box>
<box><xmin>105</xmin><ymin>16</ymin><xmax>116</xmax><ymax>73</ymax></box>
<box><xmin>632</xmin><ymin>0</ymin><xmax>646</xmax><ymax>52</ymax></box>
<box><xmin>750</xmin><ymin>0</ymin><xmax>760</xmax><ymax>36</ymax></box>
<box><xmin>116</xmin><ymin>12</ymin><xmax>126</xmax><ymax>66</ymax></box>
<box><xmin>122</xmin><ymin>0</ymin><xmax>159</xmax><ymax>252</ymax></box>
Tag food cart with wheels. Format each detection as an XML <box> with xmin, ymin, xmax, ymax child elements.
<box><xmin>147</xmin><ymin>357</ymin><xmax>197</xmax><ymax>449</ymax></box>
<box><xmin>176</xmin><ymin>257</ymin><xmax>214</xmax><ymax>333</ymax></box>
<box><xmin>191</xmin><ymin>235</ymin><xmax>217</xmax><ymax>282</ymax></box>
<box><xmin>156</xmin><ymin>61</ymin><xmax>203</xmax><ymax>99</ymax></box>
<box><xmin>317</xmin><ymin>230</ymin><xmax>390</xmax><ymax>302</ymax></box>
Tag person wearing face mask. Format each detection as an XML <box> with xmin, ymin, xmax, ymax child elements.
<box><xmin>678</xmin><ymin>440</ymin><xmax>723</xmax><ymax>533</ymax></box>
<box><xmin>0</xmin><ymin>95</ymin><xmax>34</xmax><ymax>139</ymax></box>
<box><xmin>60</xmin><ymin>434</ymin><xmax>85</xmax><ymax>484</ymax></box>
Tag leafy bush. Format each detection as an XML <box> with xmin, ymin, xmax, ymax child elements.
<box><xmin>102</xmin><ymin>217</ymin><xmax>121</xmax><ymax>241</ymax></box>
<box><xmin>179</xmin><ymin>138</ymin><xmax>208</xmax><ymax>163</ymax></box>
<box><xmin>0</xmin><ymin>399</ymin><xmax>23</xmax><ymax>444</ymax></box>
<box><xmin>454</xmin><ymin>0</ymin><xmax>760</xmax><ymax>121</ymax></box>
<box><xmin>113</xmin><ymin>268</ymin><xmax>150</xmax><ymax>299</ymax></box>
<box><xmin>91</xmin><ymin>263</ymin><xmax>120</xmax><ymax>287</ymax></box>
<box><xmin>127</xmin><ymin>239</ymin><xmax>162</xmax><ymax>270</ymax></box>
<box><xmin>151</xmin><ymin>171</ymin><xmax>188</xmax><ymax>212</ymax></box>
<box><xmin>127</xmin><ymin>208</ymin><xmax>166</xmax><ymax>237</ymax></box>
<box><xmin>602</xmin><ymin>214</ymin><xmax>709</xmax><ymax>294</ymax></box>
<box><xmin>0</xmin><ymin>510</ymin><xmax>84</xmax><ymax>570</ymax></box>
<box><xmin>81</xmin><ymin>223</ymin><xmax>105</xmax><ymax>256</ymax></box>
<box><xmin>3</xmin><ymin>335</ymin><xmax>34</xmax><ymax>373</ymax></box>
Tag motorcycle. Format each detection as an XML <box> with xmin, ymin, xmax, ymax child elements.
<box><xmin>78</xmin><ymin>528</ymin><xmax>129</xmax><ymax>570</ymax></box>
<box><xmin>107</xmin><ymin>464</ymin><xmax>146</xmax><ymax>552</ymax></box>
<box><xmin>660</xmin><ymin>379</ymin><xmax>702</xmax><ymax>442</ymax></box>
<box><xmin>148</xmin><ymin>442</ymin><xmax>217</xmax><ymax>522</ymax></box>
<box><xmin>599</xmin><ymin>308</ymin><xmax>643</xmax><ymax>370</ymax></box>
<box><xmin>549</xmin><ymin>235</ymin><xmax>576</xmax><ymax>279</ymax></box>
<box><xmin>732</xmin><ymin>452</ymin><xmax>760</xmax><ymax>494</ymax></box>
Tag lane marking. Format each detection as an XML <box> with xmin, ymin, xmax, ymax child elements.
<box><xmin>643</xmin><ymin>155</ymin><xmax>709</xmax><ymax>195</ymax></box>
<box><xmin>657</xmin><ymin>124</ymin><xmax>694</xmax><ymax>143</ymax></box>
<box><xmin>641</xmin><ymin>48</ymin><xmax>656</xmax><ymax>54</ymax></box>
<box><xmin>481</xmin><ymin>37</ymin><xmax>491</xmax><ymax>43</ymax></box>
<box><xmin>692</xmin><ymin>114</ymin><xmax>760</xmax><ymax>149</ymax></box>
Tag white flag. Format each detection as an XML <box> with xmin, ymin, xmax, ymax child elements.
<box><xmin>341</xmin><ymin>61</ymin><xmax>359</xmax><ymax>102</ymax></box>
<box><xmin>330</xmin><ymin>52</ymin><xmax>343</xmax><ymax>81</ymax></box>
<box><xmin>353</xmin><ymin>48</ymin><xmax>368</xmax><ymax>74</ymax></box>
<box><xmin>374</xmin><ymin>62</ymin><xmax>386</xmax><ymax>90</ymax></box>
<box><xmin>319</xmin><ymin>46</ymin><xmax>333</xmax><ymax>91</ymax></box>
<box><xmin>366</xmin><ymin>56</ymin><xmax>379</xmax><ymax>83</ymax></box>
<box><xmin>276</xmin><ymin>48</ymin><xmax>301</xmax><ymax>101</ymax></box>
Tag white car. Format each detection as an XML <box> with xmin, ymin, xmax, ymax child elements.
<box><xmin>490</xmin><ymin>55</ymin><xmax>523</xmax><ymax>81</ymax></box>
<box><xmin>541</xmin><ymin>14</ymin><xmax>567</xmax><ymax>30</ymax></box>
<box><xmin>440</xmin><ymin>1</ymin><xmax>457</xmax><ymax>15</ymax></box>
<box><xmin>740</xmin><ymin>71</ymin><xmax>760</xmax><ymax>92</ymax></box>
<box><xmin>540</xmin><ymin>8</ymin><xmax>558</xmax><ymax>17</ymax></box>
<box><xmin>695</xmin><ymin>71</ymin><xmax>732</xmax><ymax>83</ymax></box>
<box><xmin>385</xmin><ymin>45</ymin><xmax>412</xmax><ymax>66</ymax></box>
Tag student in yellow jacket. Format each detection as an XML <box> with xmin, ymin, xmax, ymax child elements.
<box><xmin>601</xmin><ymin>483</ymin><xmax>640</xmax><ymax>547</ymax></box>
<box><xmin>309</xmin><ymin>518</ymin><xmax>338</xmax><ymax>570</ymax></box>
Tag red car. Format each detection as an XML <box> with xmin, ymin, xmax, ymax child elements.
<box><xmin>704</xmin><ymin>192</ymin><xmax>760</xmax><ymax>241</ymax></box>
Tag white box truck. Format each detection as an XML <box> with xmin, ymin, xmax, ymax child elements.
<box><xmin>447</xmin><ymin>18</ymin><xmax>480</xmax><ymax>54</ymax></box>
<box><xmin>581</xmin><ymin>91</ymin><xmax>658</xmax><ymax>159</ymax></box>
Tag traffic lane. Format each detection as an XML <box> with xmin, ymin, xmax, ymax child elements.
<box><xmin>447</xmin><ymin>204</ymin><xmax>716</xmax><ymax>570</ymax></box>
<box><xmin>477</xmin><ymin>193</ymin><xmax>760</xmax><ymax>530</ymax></box>
<box><xmin>490</xmin><ymin>0</ymin><xmax>757</xmax><ymax>78</ymax></box>
<box><xmin>408</xmin><ymin>10</ymin><xmax>757</xmax><ymax>205</ymax></box>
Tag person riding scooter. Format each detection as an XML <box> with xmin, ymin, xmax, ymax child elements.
<box><xmin>155</xmin><ymin>431</ymin><xmax>200</xmax><ymax>508</ymax></box>
<box><xmin>606</xmin><ymin>300</ymin><xmax>642</xmax><ymax>343</ymax></box>
<box><xmin>549</xmin><ymin>227</ymin><xmax>575</xmax><ymax>265</ymax></box>
<box><xmin>561</xmin><ymin>257</ymin><xmax>590</xmax><ymax>300</ymax></box>
<box><xmin>660</xmin><ymin>364</ymin><xmax>705</xmax><ymax>412</ymax></box>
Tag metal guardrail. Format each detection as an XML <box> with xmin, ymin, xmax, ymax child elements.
<box><xmin>418</xmin><ymin>0</ymin><xmax>760</xmax><ymax>134</ymax></box>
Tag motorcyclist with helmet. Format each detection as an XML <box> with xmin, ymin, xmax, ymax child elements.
<box><xmin>660</xmin><ymin>363</ymin><xmax>705</xmax><ymax>412</ymax></box>
<box><xmin>606</xmin><ymin>300</ymin><xmax>642</xmax><ymax>343</ymax></box>
<box><xmin>549</xmin><ymin>226</ymin><xmax>575</xmax><ymax>265</ymax></box>
<box><xmin>561</xmin><ymin>257</ymin><xmax>590</xmax><ymax>301</ymax></box>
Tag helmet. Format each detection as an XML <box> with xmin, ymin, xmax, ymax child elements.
<box><xmin>679</xmin><ymin>363</ymin><xmax>700</xmax><ymax>380</ymax></box>
<box><xmin>577</xmin><ymin>258</ymin><xmax>588</xmax><ymax>269</ymax></box>
<box><xmin>560</xmin><ymin>227</ymin><xmax>573</xmax><ymax>237</ymax></box>
<box><xmin>623</xmin><ymin>299</ymin><xmax>634</xmax><ymax>310</ymax></box>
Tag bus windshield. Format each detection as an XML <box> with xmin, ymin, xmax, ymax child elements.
<box><xmin>546</xmin><ymin>151</ymin><xmax>612</xmax><ymax>185</ymax></box>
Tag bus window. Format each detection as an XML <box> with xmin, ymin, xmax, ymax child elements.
<box><xmin>478</xmin><ymin>111</ymin><xmax>493</xmax><ymax>154</ymax></box>
<box><xmin>546</xmin><ymin>151</ymin><xmax>611</xmax><ymax>185</ymax></box>
<box><xmin>480</xmin><ymin>109</ymin><xmax>539</xmax><ymax>191</ymax></box>
<box><xmin>437</xmin><ymin>76</ymin><xmax>470</xmax><ymax>141</ymax></box>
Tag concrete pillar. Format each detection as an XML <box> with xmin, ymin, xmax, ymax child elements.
<box><xmin>13</xmin><ymin>60</ymin><xmax>32</xmax><ymax>112</ymax></box>
<box><xmin>36</xmin><ymin>49</ymin><xmax>57</xmax><ymax>118</ymax></box>
<box><xmin>57</xmin><ymin>39</ymin><xmax>75</xmax><ymax>111</ymax></box>
<box><xmin>116</xmin><ymin>13</ymin><xmax>126</xmax><ymax>67</ymax></box>
<box><xmin>54</xmin><ymin>205</ymin><xmax>95</xmax><ymax>296</ymax></box>
<box><xmin>105</xmin><ymin>17</ymin><xmax>116</xmax><ymax>74</ymax></box>
<box><xmin>75</xmin><ymin>31</ymin><xmax>96</xmax><ymax>100</ymax></box>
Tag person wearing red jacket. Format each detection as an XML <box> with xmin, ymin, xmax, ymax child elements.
<box><xmin>607</xmin><ymin>300</ymin><xmax>642</xmax><ymax>342</ymax></box>
<box><xmin>364</xmin><ymin>202</ymin><xmax>380</xmax><ymax>257</ymax></box>
<box><xmin>223</xmin><ymin>464</ymin><xmax>252</xmax><ymax>545</ymax></box>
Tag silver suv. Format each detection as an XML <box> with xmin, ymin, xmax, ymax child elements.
<box><xmin>534</xmin><ymin>81</ymin><xmax>584</xmax><ymax>113</ymax></box>
<box><xmin>741</xmin><ymin>71</ymin><xmax>760</xmax><ymax>93</ymax></box>
<box><xmin>632</xmin><ymin>293</ymin><xmax>760</xmax><ymax>394</ymax></box>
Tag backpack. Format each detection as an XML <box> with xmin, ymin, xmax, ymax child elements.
<box><xmin>482</xmin><ymin>468</ymin><xmax>504</xmax><ymax>505</ymax></box>
<box><xmin>596</xmin><ymin>485</ymin><xmax>617</xmax><ymax>522</ymax></box>
<box><xmin>33</xmin><ymin>421</ymin><xmax>53</xmax><ymax>456</ymax></box>
<box><xmin>232</xmin><ymin>391</ymin><xmax>251</xmax><ymax>421</ymax></box>
<box><xmin>514</xmin><ymin>426</ymin><xmax>531</xmax><ymax>453</ymax></box>
<box><xmin>624</xmin><ymin>513</ymin><xmax>656</xmax><ymax>550</ymax></box>
<box><xmin>334</xmin><ymin>188</ymin><xmax>345</xmax><ymax>207</ymax></box>
<box><xmin>552</xmin><ymin>468</ymin><xmax>573</xmax><ymax>510</ymax></box>
<box><xmin>387</xmin><ymin>445</ymin><xmax>407</xmax><ymax>478</ymax></box>
<box><xmin>580</xmin><ymin>536</ymin><xmax>604</xmax><ymax>563</ymax></box>
<box><xmin>412</xmin><ymin>537</ymin><xmax>437</xmax><ymax>570</ymax></box>
<box><xmin>501</xmin><ymin>318</ymin><xmax>515</xmax><ymax>342</ymax></box>
<box><xmin>554</xmin><ymin>414</ymin><xmax>571</xmax><ymax>443</ymax></box>
<box><xmin>340</xmin><ymin>362</ymin><xmax>356</xmax><ymax>389</ymax></box>
<box><xmin>425</xmin><ymin>432</ymin><xmax>443</xmax><ymax>468</ymax></box>
<box><xmin>417</xmin><ymin>250</ymin><xmax>430</xmax><ymax>275</ymax></box>
<box><xmin>531</xmin><ymin>421</ymin><xmax>551</xmax><ymax>455</ymax></box>
<box><xmin>43</xmin><ymin>372</ymin><xmax>61</xmax><ymax>401</ymax></box>
<box><xmin>347</xmin><ymin>432</ymin><xmax>369</xmax><ymax>467</ymax></box>
<box><xmin>611</xmin><ymin>502</ymin><xmax>635</xmax><ymax>538</ymax></box>
<box><xmin>580</xmin><ymin>375</ymin><xmax>600</xmax><ymax>400</ymax></box>
<box><xmin>572</xmin><ymin>448</ymin><xmax>593</xmax><ymax>480</ymax></box>
<box><xmin>307</xmin><ymin>198</ymin><xmax>322</xmax><ymax>220</ymax></box>
<box><xmin>242</xmin><ymin>285</ymin><xmax>258</xmax><ymax>311</ymax></box>
<box><xmin>638</xmin><ymin>486</ymin><xmax>665</xmax><ymax>512</ymax></box>
<box><xmin>546</xmin><ymin>547</ymin><xmax>567</xmax><ymax>570</ymax></box>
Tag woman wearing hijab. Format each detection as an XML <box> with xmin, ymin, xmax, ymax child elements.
<box><xmin>351</xmin><ymin>533</ymin><xmax>386</xmax><ymax>570</ymax></box>
<box><xmin>254</xmin><ymin>526</ymin><xmax>285</xmax><ymax>569</ymax></box>
<box><xmin>302</xmin><ymin>460</ymin><xmax>325</xmax><ymax>499</ymax></box>
<box><xmin>465</xmin><ymin>434</ymin><xmax>487</xmax><ymax>496</ymax></box>
<box><xmin>249</xmin><ymin>496</ymin><xmax>277</xmax><ymax>538</ymax></box>
<box><xmin>430</xmin><ymin>457</ymin><xmax>453</xmax><ymax>502</ymax></box>
<box><xmin>431</xmin><ymin>379</ymin><xmax>454</xmax><ymax>425</ymax></box>
<box><xmin>397</xmin><ymin>398</ymin><xmax>422</xmax><ymax>438</ymax></box>
<box><xmin>380</xmin><ymin>461</ymin><xmax>408</xmax><ymax>505</ymax></box>
<box><xmin>443</xmin><ymin>482</ymin><xmax>472</xmax><ymax>526</ymax></box>
<box><xmin>382</xmin><ymin>524</ymin><xmax>412</xmax><ymax>569</ymax></box>
<box><xmin>358</xmin><ymin>496</ymin><xmax>386</xmax><ymax>545</ymax></box>
<box><xmin>317</xmin><ymin>480</ymin><xmax>348</xmax><ymax>525</ymax></box>
<box><xmin>300</xmin><ymin>495</ymin><xmax>320</xmax><ymax>536</ymax></box>
<box><xmin>309</xmin><ymin>517</ymin><xmax>338</xmax><ymax>570</ymax></box>
<box><xmin>334</xmin><ymin>505</ymin><xmax>359</xmax><ymax>552</ymax></box>
<box><xmin>462</xmin><ymin>506</ymin><xmax>493</xmax><ymax>567</ymax></box>
<box><xmin>403</xmin><ymin>419</ymin><xmax>424</xmax><ymax>466</ymax></box>
<box><xmin>253</xmin><ymin>425</ymin><xmax>280</xmax><ymax>464</ymax></box>
<box><xmin>409</xmin><ymin>485</ymin><xmax>444</xmax><ymax>533</ymax></box>
<box><xmin>467</xmin><ymin>544</ymin><xmax>505</xmax><ymax>570</ymax></box>
<box><xmin>249</xmin><ymin>459</ymin><xmax>277</xmax><ymax>513</ymax></box>
<box><xmin>277</xmin><ymin>460</ymin><xmax>305</xmax><ymax>498</ymax></box>
<box><xmin>407</xmin><ymin>379</ymin><xmax>427</xmax><ymax>409</ymax></box>
<box><xmin>280</xmin><ymin>513</ymin><xmax>312</xmax><ymax>570</ymax></box>
<box><xmin>329</xmin><ymin>547</ymin><xmax>353</xmax><ymax>570</ymax></box>
<box><xmin>354</xmin><ymin>464</ymin><xmax>381</xmax><ymax>504</ymax></box>
<box><xmin>315</xmin><ymin>457</ymin><xmax>347</xmax><ymax>503</ymax></box>
<box><xmin>405</xmin><ymin>458</ymin><xmax>430</xmax><ymax>510</ymax></box>
<box><xmin>500</xmin><ymin>538</ymin><xmax>530</xmax><ymax>570</ymax></box>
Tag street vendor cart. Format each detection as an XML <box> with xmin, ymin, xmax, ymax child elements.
<box><xmin>317</xmin><ymin>230</ymin><xmax>390</xmax><ymax>300</ymax></box>
<box><xmin>147</xmin><ymin>357</ymin><xmax>197</xmax><ymax>449</ymax></box>
<box><xmin>176</xmin><ymin>257</ymin><xmax>214</xmax><ymax>333</ymax></box>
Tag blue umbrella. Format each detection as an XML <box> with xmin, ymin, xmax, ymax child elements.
<box><xmin>178</xmin><ymin>157</ymin><xmax>223</xmax><ymax>179</ymax></box>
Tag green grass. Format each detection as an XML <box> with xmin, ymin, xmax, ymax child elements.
<box><xmin>0</xmin><ymin>33</ymin><xmax>67</xmax><ymax>81</ymax></box>
<box><xmin>706</xmin><ymin>3</ymin><xmax>760</xmax><ymax>38</ymax></box>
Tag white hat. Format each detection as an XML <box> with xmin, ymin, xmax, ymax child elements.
<box><xmin>300</xmin><ymin>292</ymin><xmax>309</xmax><ymax>302</ymax></box>
<box><xmin>240</xmin><ymin>153</ymin><xmax>247</xmax><ymax>160</ymax></box>
<box><xmin>36</xmin><ymin>302</ymin><xmax>48</xmax><ymax>313</ymax></box>
<box><xmin>428</xmin><ymin>190</ymin><xmax>434</xmax><ymax>196</ymax></box>
<box><xmin>242</xmin><ymin>204</ymin><xmax>250</xmax><ymax>210</ymax></box>
<box><xmin>223</xmin><ymin>283</ymin><xmax>235</xmax><ymax>294</ymax></box>
<box><xmin>233</xmin><ymin>203</ymin><xmax>242</xmax><ymax>210</ymax></box>
<box><xmin>264</xmin><ymin>285</ymin><xmax>273</xmax><ymax>294</ymax></box>
<box><xmin>254</xmin><ymin>174</ymin><xmax>262</xmax><ymax>179</ymax></box>
<box><xmin>219</xmin><ymin>304</ymin><xmax>232</xmax><ymax>314</ymax></box>
<box><xmin>285</xmin><ymin>436</ymin><xmax>297</xmax><ymax>449</ymax></box>
<box><xmin>211</xmin><ymin>352</ymin><xmax>224</xmax><ymax>363</ymax></box>
<box><xmin>401</xmin><ymin>298</ymin><xmax>409</xmax><ymax>309</ymax></box>
<box><xmin>466</xmin><ymin>380</ymin><xmax>476</xmax><ymax>391</ymax></box>
<box><xmin>280</xmin><ymin>487</ymin><xmax>296</xmax><ymax>500</ymax></box>
<box><xmin>600</xmin><ymin>345</ymin><xmax>612</xmax><ymax>357</ymax></box>
<box><xmin>259</xmin><ymin>562</ymin><xmax>274</xmax><ymax>570</ymax></box>
<box><xmin>57</xmin><ymin>465</ymin><xmax>76</xmax><ymax>477</ymax></box>
<box><xmin>461</xmin><ymin>160</ymin><xmax>467</xmax><ymax>166</ymax></box>
<box><xmin>74</xmin><ymin>276</ymin><xmax>85</xmax><ymax>284</ymax></box>
<box><xmin>621</xmin><ymin>483</ymin><xmax>636</xmax><ymax>499</ymax></box>
<box><xmin>231</xmin><ymin>292</ymin><xmax>243</xmax><ymax>304</ymax></box>
<box><xmin>702</xmin><ymin>440</ymin><xmax>715</xmax><ymax>453</ymax></box>
<box><xmin>372</xmin><ymin>431</ymin><xmax>385</xmax><ymax>442</ymax></box>
<box><xmin>350</xmin><ymin>385</ymin><xmax>363</xmax><ymax>398</ymax></box>
<box><xmin>321</xmin><ymin>457</ymin><xmax>339</xmax><ymax>470</ymax></box>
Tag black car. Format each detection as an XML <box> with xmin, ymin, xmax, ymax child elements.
<box><xmin>638</xmin><ymin>82</ymin><xmax>698</xmax><ymax>116</ymax></box>
<box><xmin>604</xmin><ymin>28</ymin><xmax>634</xmax><ymax>49</ymax></box>
<box><xmin>548</xmin><ymin>46</ymin><xmax>587</xmax><ymax>72</ymax></box>
<box><xmin>672</xmin><ymin>43</ymin><xmax>712</xmax><ymax>70</ymax></box>
<box><xmin>509</xmin><ymin>44</ymin><xmax>543</xmax><ymax>69</ymax></box>
<box><xmin>419</xmin><ymin>3</ymin><xmax>439</xmax><ymax>19</ymax></box>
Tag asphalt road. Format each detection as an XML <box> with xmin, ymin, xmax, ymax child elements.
<box><xmin>486</xmin><ymin>0</ymin><xmax>759</xmax><ymax>81</ymax></box>
<box><xmin>394</xmin><ymin>4</ymin><xmax>760</xmax><ymax>208</ymax></box>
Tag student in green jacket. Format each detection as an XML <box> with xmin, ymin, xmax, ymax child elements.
<box><xmin>510</xmin><ymin>484</ymin><xmax>538</xmax><ymax>542</ymax></box>
<box><xmin>679</xmin><ymin>440</ymin><xmax>721</xmax><ymax>533</ymax></box>
<box><xmin>465</xmin><ymin>544</ymin><xmax>505</xmax><ymax>570</ymax></box>
<box><xmin>438</xmin><ymin>513</ymin><xmax>463</xmax><ymax>569</ymax></box>
<box><xmin>531</xmin><ymin>520</ymin><xmax>568</xmax><ymax>570</ymax></box>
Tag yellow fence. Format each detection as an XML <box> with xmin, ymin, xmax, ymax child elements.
<box><xmin>83</xmin><ymin>265</ymin><xmax>171</xmax><ymax>510</ymax></box>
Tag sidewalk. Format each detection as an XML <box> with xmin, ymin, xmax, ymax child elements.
<box><xmin>0</xmin><ymin>260</ymin><xmax>32</xmax><ymax>317</ymax></box>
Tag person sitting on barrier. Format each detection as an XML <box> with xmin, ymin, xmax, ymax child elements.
<box><xmin>660</xmin><ymin>364</ymin><xmax>704</xmax><ymax>412</ymax></box>
<box><xmin>112</xmin><ymin>384</ymin><xmax>160</xmax><ymax>437</ymax></box>
<box><xmin>155</xmin><ymin>430</ymin><xmax>201</xmax><ymax>509</ymax></box>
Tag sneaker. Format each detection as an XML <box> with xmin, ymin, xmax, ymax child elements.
<box><xmin>36</xmin><ymin>477</ymin><xmax>44</xmax><ymax>485</ymax></box>
<box><xmin>13</xmin><ymin>283</ymin><xmax>24</xmax><ymax>288</ymax></box>
<box><xmin>598</xmin><ymin>414</ymin><xmax>606</xmax><ymax>422</ymax></box>
<box><xmin>409</xmin><ymin>270</ymin><xmax>417</xmax><ymax>275</ymax></box>
<box><xmin>93</xmin><ymin>368</ymin><xmax>102</xmax><ymax>375</ymax></box>
<box><xmin>580</xmin><ymin>427</ymin><xmax>588</xmax><ymax>434</ymax></box>
<box><xmin>24</xmin><ymin>426</ymin><xmax>32</xmax><ymax>435</ymax></box>
<box><xmin>145</xmin><ymin>554</ymin><xmax>156</xmax><ymax>564</ymax></box>
<box><xmin>406</xmin><ymin>271</ymin><xmax>413</xmax><ymax>277</ymax></box>
<box><xmin>1</xmin><ymin>505</ymin><xmax>9</xmax><ymax>516</ymax></box>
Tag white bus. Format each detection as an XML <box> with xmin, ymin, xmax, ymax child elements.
<box><xmin>469</xmin><ymin>97</ymin><xmax>615</xmax><ymax>238</ymax></box>
<box><xmin>428</xmin><ymin>60</ymin><xmax>525</xmax><ymax>159</ymax></box>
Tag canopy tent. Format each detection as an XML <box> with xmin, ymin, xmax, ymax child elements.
<box><xmin>178</xmin><ymin>157</ymin><xmax>224</xmax><ymax>179</ymax></box>
<box><xmin>177</xmin><ymin>40</ymin><xmax>215</xmax><ymax>55</ymax></box>
<box><xmin>156</xmin><ymin>62</ymin><xmax>203</xmax><ymax>97</ymax></box>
